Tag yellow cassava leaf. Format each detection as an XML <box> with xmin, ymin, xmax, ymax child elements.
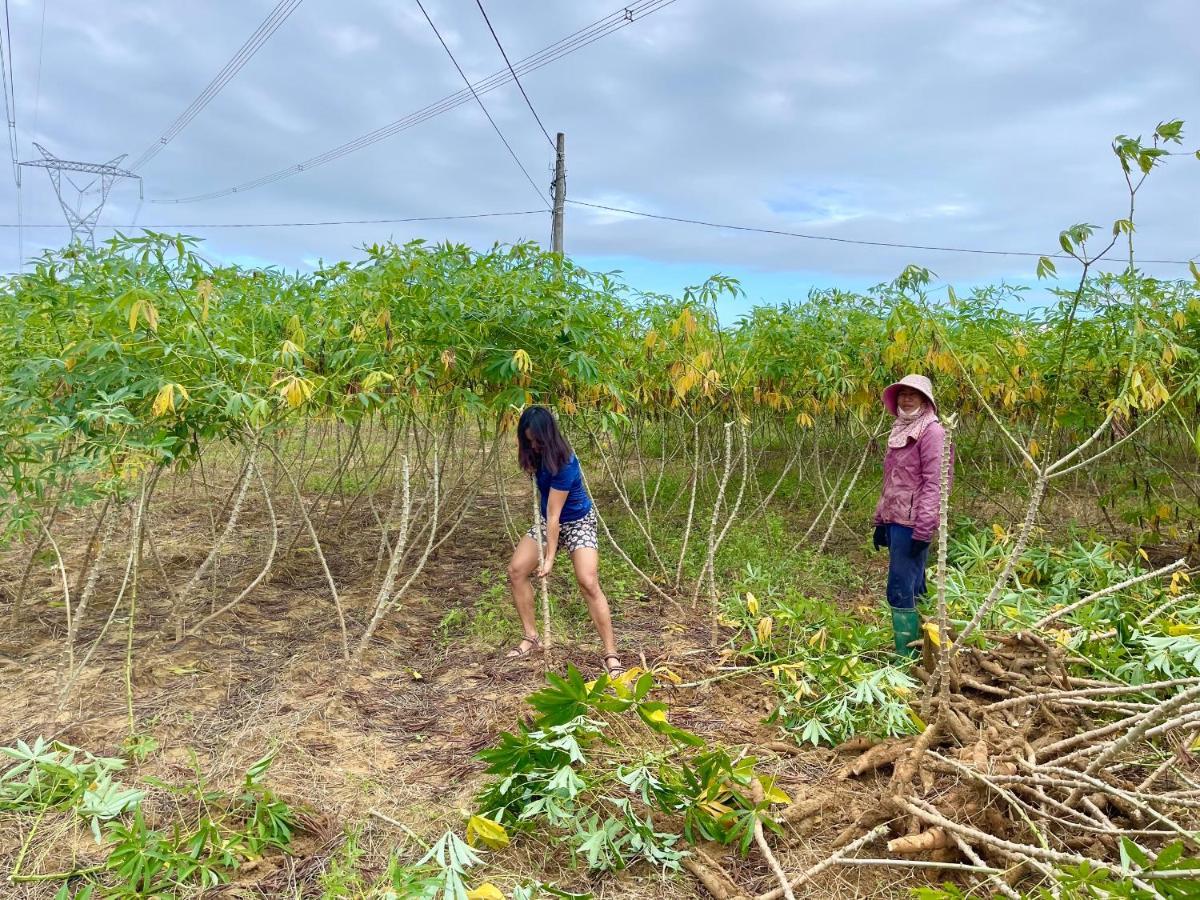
<box><xmin>467</xmin><ymin>884</ymin><xmax>506</xmax><ymax>900</ymax></box>
<box><xmin>128</xmin><ymin>297</ymin><xmax>159</xmax><ymax>332</ymax></box>
<box><xmin>922</xmin><ymin>622</ymin><xmax>941</xmax><ymax>647</ymax></box>
<box><xmin>745</xmin><ymin>592</ymin><xmax>759</xmax><ymax>616</ymax></box>
<box><xmin>610</xmin><ymin>667</ymin><xmax>642</xmax><ymax>694</ymax></box>
<box><xmin>362</xmin><ymin>370</ymin><xmax>393</xmax><ymax>392</ymax></box>
<box><xmin>756</xmin><ymin>616</ymin><xmax>773</xmax><ymax>644</ymax></box>
<box><xmin>1167</xmin><ymin>623</ymin><xmax>1200</xmax><ymax>637</ymax></box>
<box><xmin>674</xmin><ymin>370</ymin><xmax>698</xmax><ymax>397</ymax></box>
<box><xmin>466</xmin><ymin>815</ymin><xmax>509</xmax><ymax>850</ymax></box>
<box><xmin>909</xmin><ymin>708</ymin><xmax>927</xmax><ymax>731</ymax></box>
<box><xmin>759</xmin><ymin>778</ymin><xmax>791</xmax><ymax>805</ymax></box>
<box><xmin>655</xmin><ymin>667</ymin><xmax>683</xmax><ymax>685</ymax></box>
<box><xmin>197</xmin><ymin>279</ymin><xmax>214</xmax><ymax>322</ymax></box>
<box><xmin>152</xmin><ymin>384</ymin><xmax>175</xmax><ymax>417</ymax></box>
<box><xmin>642</xmin><ymin>706</ymin><xmax>668</xmax><ymax>725</ymax></box>
<box><xmin>273</xmin><ymin>375</ymin><xmax>314</xmax><ymax>409</ymax></box>
<box><xmin>152</xmin><ymin>383</ymin><xmax>188</xmax><ymax>418</ymax></box>
<box><xmin>285</xmin><ymin>314</ymin><xmax>305</xmax><ymax>349</ymax></box>
<box><xmin>512</xmin><ymin>348</ymin><xmax>533</xmax><ymax>375</ymax></box>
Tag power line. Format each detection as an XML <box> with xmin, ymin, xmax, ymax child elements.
<box><xmin>2</xmin><ymin>205</ymin><xmax>1195</xmax><ymax>273</ymax></box>
<box><xmin>566</xmin><ymin>199</ymin><xmax>1198</xmax><ymax>267</ymax></box>
<box><xmin>2</xmin><ymin>202</ymin><xmax>1194</xmax><ymax>268</ymax></box>
<box><xmin>0</xmin><ymin>0</ymin><xmax>21</xmax><ymax>271</ymax></box>
<box><xmin>0</xmin><ymin>0</ymin><xmax>18</xmax><ymax>187</ymax></box>
<box><xmin>152</xmin><ymin>0</ymin><xmax>679</xmax><ymax>203</ymax></box>
<box><xmin>30</xmin><ymin>0</ymin><xmax>45</xmax><ymax>142</ymax></box>
<box><xmin>127</xmin><ymin>0</ymin><xmax>304</xmax><ymax>172</ymax></box>
<box><xmin>473</xmin><ymin>0</ymin><xmax>554</xmax><ymax>149</ymax></box>
<box><xmin>414</xmin><ymin>0</ymin><xmax>549</xmax><ymax>209</ymax></box>
<box><xmin>0</xmin><ymin>209</ymin><xmax>545</xmax><ymax>228</ymax></box>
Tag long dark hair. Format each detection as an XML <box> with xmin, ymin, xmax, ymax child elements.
<box><xmin>517</xmin><ymin>406</ymin><xmax>572</xmax><ymax>475</ymax></box>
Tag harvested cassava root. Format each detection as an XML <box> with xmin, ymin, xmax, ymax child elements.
<box><xmin>832</xmin><ymin>633</ymin><xmax>1200</xmax><ymax>891</ymax></box>
<box><xmin>686</xmin><ymin>634</ymin><xmax>1200</xmax><ymax>900</ymax></box>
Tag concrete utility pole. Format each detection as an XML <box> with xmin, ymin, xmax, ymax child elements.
<box><xmin>550</xmin><ymin>132</ymin><xmax>565</xmax><ymax>254</ymax></box>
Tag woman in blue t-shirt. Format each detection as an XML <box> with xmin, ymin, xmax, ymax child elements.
<box><xmin>506</xmin><ymin>406</ymin><xmax>622</xmax><ymax>675</ymax></box>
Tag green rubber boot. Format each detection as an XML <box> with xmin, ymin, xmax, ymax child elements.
<box><xmin>891</xmin><ymin>607</ymin><xmax>921</xmax><ymax>660</ymax></box>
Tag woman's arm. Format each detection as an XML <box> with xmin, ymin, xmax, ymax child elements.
<box><xmin>912</xmin><ymin>424</ymin><xmax>947</xmax><ymax>542</ymax></box>
<box><xmin>538</xmin><ymin>488</ymin><xmax>569</xmax><ymax>576</ymax></box>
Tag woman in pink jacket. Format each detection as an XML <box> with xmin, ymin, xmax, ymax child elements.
<box><xmin>872</xmin><ymin>374</ymin><xmax>952</xmax><ymax>658</ymax></box>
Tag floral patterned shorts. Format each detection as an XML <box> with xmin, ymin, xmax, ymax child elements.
<box><xmin>528</xmin><ymin>508</ymin><xmax>600</xmax><ymax>554</ymax></box>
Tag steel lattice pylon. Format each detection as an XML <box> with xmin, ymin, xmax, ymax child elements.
<box><xmin>20</xmin><ymin>143</ymin><xmax>143</xmax><ymax>247</ymax></box>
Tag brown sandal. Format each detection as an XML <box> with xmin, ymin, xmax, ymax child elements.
<box><xmin>506</xmin><ymin>635</ymin><xmax>543</xmax><ymax>659</ymax></box>
<box><xmin>602</xmin><ymin>654</ymin><xmax>625</xmax><ymax>678</ymax></box>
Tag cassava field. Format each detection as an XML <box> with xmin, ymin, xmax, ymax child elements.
<box><xmin>2</xmin><ymin>124</ymin><xmax>1200</xmax><ymax>900</ymax></box>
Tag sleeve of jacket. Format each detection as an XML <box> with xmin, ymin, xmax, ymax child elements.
<box><xmin>912</xmin><ymin>422</ymin><xmax>948</xmax><ymax>542</ymax></box>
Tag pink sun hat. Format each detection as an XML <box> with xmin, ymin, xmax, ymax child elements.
<box><xmin>882</xmin><ymin>373</ymin><xmax>938</xmax><ymax>416</ymax></box>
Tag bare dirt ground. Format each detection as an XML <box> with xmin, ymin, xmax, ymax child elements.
<box><xmin>1</xmin><ymin>473</ymin><xmax>933</xmax><ymax>899</ymax></box>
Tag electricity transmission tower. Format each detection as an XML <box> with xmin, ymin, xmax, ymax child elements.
<box><xmin>20</xmin><ymin>143</ymin><xmax>142</xmax><ymax>247</ymax></box>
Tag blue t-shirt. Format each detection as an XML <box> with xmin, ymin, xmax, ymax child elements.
<box><xmin>536</xmin><ymin>453</ymin><xmax>593</xmax><ymax>523</ymax></box>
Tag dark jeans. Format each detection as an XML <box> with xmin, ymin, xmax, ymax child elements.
<box><xmin>886</xmin><ymin>524</ymin><xmax>929</xmax><ymax>610</ymax></box>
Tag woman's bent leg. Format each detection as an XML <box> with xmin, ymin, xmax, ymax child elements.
<box><xmin>507</xmin><ymin>536</ymin><xmax>541</xmax><ymax>640</ymax></box>
<box><xmin>570</xmin><ymin>548</ymin><xmax>618</xmax><ymax>658</ymax></box>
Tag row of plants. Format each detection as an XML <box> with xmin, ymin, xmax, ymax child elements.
<box><xmin>2</xmin><ymin>188</ymin><xmax>1199</xmax><ymax>545</ymax></box>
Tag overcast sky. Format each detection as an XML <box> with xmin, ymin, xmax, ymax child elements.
<box><xmin>3</xmin><ymin>0</ymin><xmax>1198</xmax><ymax>312</ymax></box>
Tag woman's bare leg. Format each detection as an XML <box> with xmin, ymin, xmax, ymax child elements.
<box><xmin>507</xmin><ymin>536</ymin><xmax>541</xmax><ymax>646</ymax></box>
<box><xmin>570</xmin><ymin>548</ymin><xmax>618</xmax><ymax>658</ymax></box>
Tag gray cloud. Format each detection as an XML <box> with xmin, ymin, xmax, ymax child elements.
<box><xmin>3</xmin><ymin>0</ymin><xmax>1198</xmax><ymax>291</ymax></box>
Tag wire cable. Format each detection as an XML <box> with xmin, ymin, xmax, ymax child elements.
<box><xmin>15</xmin><ymin>167</ymin><xmax>22</xmax><ymax>270</ymax></box>
<box><xmin>30</xmin><ymin>0</ymin><xmax>46</xmax><ymax>142</ymax></box>
<box><xmin>0</xmin><ymin>209</ymin><xmax>545</xmax><ymax>228</ymax></box>
<box><xmin>127</xmin><ymin>0</ymin><xmax>304</xmax><ymax>172</ymax></box>
<box><xmin>153</xmin><ymin>0</ymin><xmax>679</xmax><ymax>203</ymax></box>
<box><xmin>473</xmin><ymin>0</ymin><xmax>554</xmax><ymax>149</ymax></box>
<box><xmin>566</xmin><ymin>199</ymin><xmax>1198</xmax><ymax>267</ymax></box>
<box><xmin>0</xmin><ymin>0</ymin><xmax>21</xmax><ymax>272</ymax></box>
<box><xmin>2</xmin><ymin>205</ymin><xmax>1194</xmax><ymax>270</ymax></box>
<box><xmin>413</xmin><ymin>0</ymin><xmax>549</xmax><ymax>209</ymax></box>
<box><xmin>0</xmin><ymin>0</ymin><xmax>18</xmax><ymax>187</ymax></box>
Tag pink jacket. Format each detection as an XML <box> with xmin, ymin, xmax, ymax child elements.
<box><xmin>873</xmin><ymin>421</ymin><xmax>953</xmax><ymax>542</ymax></box>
